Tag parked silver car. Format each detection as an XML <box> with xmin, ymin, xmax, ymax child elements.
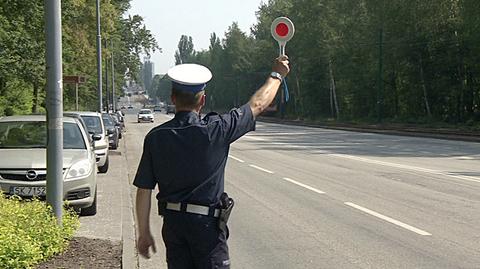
<box><xmin>0</xmin><ymin>115</ymin><xmax>98</xmax><ymax>216</ymax></box>
<box><xmin>73</xmin><ymin>111</ymin><xmax>110</xmax><ymax>173</ymax></box>
<box><xmin>102</xmin><ymin>113</ymin><xmax>120</xmax><ymax>150</ymax></box>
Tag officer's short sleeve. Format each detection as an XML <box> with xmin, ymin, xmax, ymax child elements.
<box><xmin>133</xmin><ymin>135</ymin><xmax>156</xmax><ymax>189</ymax></box>
<box><xmin>220</xmin><ymin>103</ymin><xmax>256</xmax><ymax>144</ymax></box>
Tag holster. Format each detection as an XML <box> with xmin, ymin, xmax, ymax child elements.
<box><xmin>218</xmin><ymin>192</ymin><xmax>234</xmax><ymax>237</ymax></box>
<box><xmin>158</xmin><ymin>201</ymin><xmax>167</xmax><ymax>216</ymax></box>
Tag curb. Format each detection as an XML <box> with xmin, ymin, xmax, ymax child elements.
<box><xmin>121</xmin><ymin>137</ymin><xmax>138</xmax><ymax>269</ymax></box>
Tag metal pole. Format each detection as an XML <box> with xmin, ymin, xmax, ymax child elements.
<box><xmin>44</xmin><ymin>0</ymin><xmax>63</xmax><ymax>225</ymax></box>
<box><xmin>111</xmin><ymin>40</ymin><xmax>116</xmax><ymax>112</ymax></box>
<box><xmin>104</xmin><ymin>40</ymin><xmax>109</xmax><ymax>112</ymax></box>
<box><xmin>75</xmin><ymin>82</ymin><xmax>79</xmax><ymax>110</ymax></box>
<box><xmin>96</xmin><ymin>0</ymin><xmax>103</xmax><ymax>112</ymax></box>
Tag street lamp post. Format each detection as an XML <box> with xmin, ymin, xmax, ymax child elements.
<box><xmin>104</xmin><ymin>39</ymin><xmax>109</xmax><ymax>112</ymax></box>
<box><xmin>111</xmin><ymin>40</ymin><xmax>116</xmax><ymax>112</ymax></box>
<box><xmin>44</xmin><ymin>0</ymin><xmax>64</xmax><ymax>225</ymax></box>
<box><xmin>96</xmin><ymin>0</ymin><xmax>103</xmax><ymax>112</ymax></box>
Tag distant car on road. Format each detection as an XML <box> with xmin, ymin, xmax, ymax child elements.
<box><xmin>0</xmin><ymin>115</ymin><xmax>98</xmax><ymax>216</ymax></box>
<box><xmin>153</xmin><ymin>105</ymin><xmax>162</xmax><ymax>112</ymax></box>
<box><xmin>166</xmin><ymin>104</ymin><xmax>175</xmax><ymax>114</ymax></box>
<box><xmin>127</xmin><ymin>105</ymin><xmax>133</xmax><ymax>109</ymax></box>
<box><xmin>137</xmin><ymin>109</ymin><xmax>154</xmax><ymax>123</ymax></box>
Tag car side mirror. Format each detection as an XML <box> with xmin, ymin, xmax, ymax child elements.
<box><xmin>92</xmin><ymin>134</ymin><xmax>102</xmax><ymax>141</ymax></box>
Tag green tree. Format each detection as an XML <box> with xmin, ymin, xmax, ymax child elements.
<box><xmin>0</xmin><ymin>0</ymin><xmax>158</xmax><ymax>114</ymax></box>
<box><xmin>174</xmin><ymin>35</ymin><xmax>195</xmax><ymax>65</ymax></box>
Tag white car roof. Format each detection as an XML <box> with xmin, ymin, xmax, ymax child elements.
<box><xmin>67</xmin><ymin>111</ymin><xmax>102</xmax><ymax>117</ymax></box>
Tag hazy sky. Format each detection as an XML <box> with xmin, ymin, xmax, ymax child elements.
<box><xmin>128</xmin><ymin>0</ymin><xmax>265</xmax><ymax>75</ymax></box>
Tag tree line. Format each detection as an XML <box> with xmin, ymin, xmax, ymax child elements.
<box><xmin>152</xmin><ymin>0</ymin><xmax>479</xmax><ymax>126</ymax></box>
<box><xmin>0</xmin><ymin>0</ymin><xmax>158</xmax><ymax>116</ymax></box>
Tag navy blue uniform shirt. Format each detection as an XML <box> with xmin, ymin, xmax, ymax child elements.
<box><xmin>133</xmin><ymin>104</ymin><xmax>256</xmax><ymax>212</ymax></box>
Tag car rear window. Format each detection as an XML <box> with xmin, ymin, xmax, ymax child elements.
<box><xmin>102</xmin><ymin>114</ymin><xmax>115</xmax><ymax>127</ymax></box>
<box><xmin>81</xmin><ymin>116</ymin><xmax>103</xmax><ymax>134</ymax></box>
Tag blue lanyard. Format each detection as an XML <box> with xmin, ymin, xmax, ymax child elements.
<box><xmin>283</xmin><ymin>78</ymin><xmax>289</xmax><ymax>102</ymax></box>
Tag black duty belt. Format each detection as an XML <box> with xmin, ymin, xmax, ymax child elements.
<box><xmin>165</xmin><ymin>202</ymin><xmax>220</xmax><ymax>218</ymax></box>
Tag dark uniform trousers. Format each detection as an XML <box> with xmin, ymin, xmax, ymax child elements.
<box><xmin>162</xmin><ymin>211</ymin><xmax>230</xmax><ymax>269</ymax></box>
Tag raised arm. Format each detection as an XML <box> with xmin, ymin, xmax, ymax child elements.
<box><xmin>248</xmin><ymin>56</ymin><xmax>290</xmax><ymax>118</ymax></box>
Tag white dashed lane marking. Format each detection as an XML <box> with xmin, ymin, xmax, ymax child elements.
<box><xmin>228</xmin><ymin>155</ymin><xmax>245</xmax><ymax>163</ymax></box>
<box><xmin>344</xmin><ymin>202</ymin><xmax>432</xmax><ymax>236</ymax></box>
<box><xmin>283</xmin><ymin>177</ymin><xmax>326</xmax><ymax>194</ymax></box>
<box><xmin>229</xmin><ymin>146</ymin><xmax>435</xmax><ymax>238</ymax></box>
<box><xmin>248</xmin><ymin>165</ymin><xmax>274</xmax><ymax>174</ymax></box>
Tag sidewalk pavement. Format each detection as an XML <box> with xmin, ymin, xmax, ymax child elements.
<box><xmin>75</xmin><ymin>138</ymin><xmax>138</xmax><ymax>269</ymax></box>
<box><xmin>123</xmin><ymin>117</ymin><xmax>168</xmax><ymax>269</ymax></box>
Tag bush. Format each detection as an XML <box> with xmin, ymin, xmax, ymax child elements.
<box><xmin>0</xmin><ymin>193</ymin><xmax>79</xmax><ymax>269</ymax></box>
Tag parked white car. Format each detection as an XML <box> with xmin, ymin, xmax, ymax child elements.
<box><xmin>0</xmin><ymin>115</ymin><xmax>98</xmax><ymax>216</ymax></box>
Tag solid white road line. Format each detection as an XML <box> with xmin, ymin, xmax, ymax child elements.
<box><xmin>344</xmin><ymin>202</ymin><xmax>432</xmax><ymax>236</ymax></box>
<box><xmin>249</xmin><ymin>165</ymin><xmax>274</xmax><ymax>174</ymax></box>
<box><xmin>454</xmin><ymin>156</ymin><xmax>476</xmax><ymax>160</ymax></box>
<box><xmin>241</xmin><ymin>132</ymin><xmax>480</xmax><ymax>185</ymax></box>
<box><xmin>283</xmin><ymin>177</ymin><xmax>326</xmax><ymax>194</ymax></box>
<box><xmin>332</xmin><ymin>154</ymin><xmax>480</xmax><ymax>184</ymax></box>
<box><xmin>228</xmin><ymin>155</ymin><xmax>245</xmax><ymax>163</ymax></box>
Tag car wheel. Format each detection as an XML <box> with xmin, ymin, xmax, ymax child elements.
<box><xmin>98</xmin><ymin>156</ymin><xmax>109</xmax><ymax>173</ymax></box>
<box><xmin>80</xmin><ymin>188</ymin><xmax>97</xmax><ymax>216</ymax></box>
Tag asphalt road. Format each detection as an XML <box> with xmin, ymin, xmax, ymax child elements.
<box><xmin>124</xmin><ymin>108</ymin><xmax>480</xmax><ymax>269</ymax></box>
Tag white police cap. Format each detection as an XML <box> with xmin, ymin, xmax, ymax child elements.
<box><xmin>167</xmin><ymin>64</ymin><xmax>212</xmax><ymax>93</ymax></box>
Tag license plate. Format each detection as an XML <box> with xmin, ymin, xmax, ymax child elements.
<box><xmin>11</xmin><ymin>186</ymin><xmax>46</xmax><ymax>196</ymax></box>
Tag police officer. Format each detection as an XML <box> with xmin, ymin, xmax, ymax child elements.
<box><xmin>134</xmin><ymin>55</ymin><xmax>290</xmax><ymax>268</ymax></box>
